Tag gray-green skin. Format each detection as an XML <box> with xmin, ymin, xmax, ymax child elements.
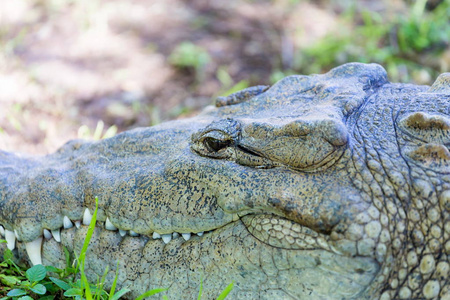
<box><xmin>0</xmin><ymin>63</ymin><xmax>449</xmax><ymax>299</ymax></box>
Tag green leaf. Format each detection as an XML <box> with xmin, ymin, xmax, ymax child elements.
<box><xmin>49</xmin><ymin>277</ymin><xmax>71</xmax><ymax>290</ymax></box>
<box><xmin>30</xmin><ymin>283</ymin><xmax>46</xmax><ymax>295</ymax></box>
<box><xmin>26</xmin><ymin>264</ymin><xmax>47</xmax><ymax>282</ymax></box>
<box><xmin>109</xmin><ymin>288</ymin><xmax>130</xmax><ymax>300</ymax></box>
<box><xmin>17</xmin><ymin>296</ymin><xmax>33</xmax><ymax>300</ymax></box>
<box><xmin>7</xmin><ymin>289</ymin><xmax>27</xmax><ymax>297</ymax></box>
<box><xmin>45</xmin><ymin>266</ymin><xmax>61</xmax><ymax>273</ymax></box>
<box><xmin>64</xmin><ymin>288</ymin><xmax>83</xmax><ymax>297</ymax></box>
<box><xmin>135</xmin><ymin>288</ymin><xmax>168</xmax><ymax>300</ymax></box>
<box><xmin>3</xmin><ymin>249</ymin><xmax>13</xmax><ymax>261</ymax></box>
<box><xmin>39</xmin><ymin>296</ymin><xmax>55</xmax><ymax>300</ymax></box>
<box><xmin>73</xmin><ymin>279</ymin><xmax>83</xmax><ymax>288</ymax></box>
<box><xmin>63</xmin><ymin>245</ymin><xmax>71</xmax><ymax>269</ymax></box>
<box><xmin>0</xmin><ymin>274</ymin><xmax>21</xmax><ymax>286</ymax></box>
<box><xmin>216</xmin><ymin>282</ymin><xmax>234</xmax><ymax>300</ymax></box>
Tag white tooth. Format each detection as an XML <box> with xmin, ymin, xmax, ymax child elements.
<box><xmin>25</xmin><ymin>237</ymin><xmax>43</xmax><ymax>266</ymax></box>
<box><xmin>161</xmin><ymin>234</ymin><xmax>172</xmax><ymax>244</ymax></box>
<box><xmin>0</xmin><ymin>226</ymin><xmax>4</xmax><ymax>237</ymax></box>
<box><xmin>43</xmin><ymin>229</ymin><xmax>52</xmax><ymax>240</ymax></box>
<box><xmin>83</xmin><ymin>208</ymin><xmax>92</xmax><ymax>226</ymax></box>
<box><xmin>197</xmin><ymin>231</ymin><xmax>204</xmax><ymax>236</ymax></box>
<box><xmin>14</xmin><ymin>229</ymin><xmax>21</xmax><ymax>241</ymax></box>
<box><xmin>182</xmin><ymin>233</ymin><xmax>191</xmax><ymax>241</ymax></box>
<box><xmin>105</xmin><ymin>218</ymin><xmax>117</xmax><ymax>231</ymax></box>
<box><xmin>119</xmin><ymin>229</ymin><xmax>126</xmax><ymax>237</ymax></box>
<box><xmin>5</xmin><ymin>230</ymin><xmax>16</xmax><ymax>250</ymax></box>
<box><xmin>172</xmin><ymin>232</ymin><xmax>179</xmax><ymax>238</ymax></box>
<box><xmin>75</xmin><ymin>221</ymin><xmax>81</xmax><ymax>229</ymax></box>
<box><xmin>63</xmin><ymin>216</ymin><xmax>73</xmax><ymax>229</ymax></box>
<box><xmin>52</xmin><ymin>229</ymin><xmax>61</xmax><ymax>242</ymax></box>
<box><xmin>129</xmin><ymin>230</ymin><xmax>139</xmax><ymax>237</ymax></box>
<box><xmin>152</xmin><ymin>232</ymin><xmax>161</xmax><ymax>239</ymax></box>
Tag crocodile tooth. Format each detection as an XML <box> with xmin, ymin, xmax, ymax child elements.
<box><xmin>105</xmin><ymin>218</ymin><xmax>117</xmax><ymax>231</ymax></box>
<box><xmin>197</xmin><ymin>232</ymin><xmax>204</xmax><ymax>236</ymax></box>
<box><xmin>0</xmin><ymin>225</ymin><xmax>4</xmax><ymax>237</ymax></box>
<box><xmin>25</xmin><ymin>237</ymin><xmax>43</xmax><ymax>266</ymax></box>
<box><xmin>129</xmin><ymin>230</ymin><xmax>139</xmax><ymax>237</ymax></box>
<box><xmin>119</xmin><ymin>229</ymin><xmax>126</xmax><ymax>237</ymax></box>
<box><xmin>161</xmin><ymin>234</ymin><xmax>172</xmax><ymax>244</ymax></box>
<box><xmin>52</xmin><ymin>229</ymin><xmax>61</xmax><ymax>242</ymax></box>
<box><xmin>83</xmin><ymin>208</ymin><xmax>92</xmax><ymax>225</ymax></box>
<box><xmin>181</xmin><ymin>233</ymin><xmax>191</xmax><ymax>241</ymax></box>
<box><xmin>63</xmin><ymin>216</ymin><xmax>74</xmax><ymax>229</ymax></box>
<box><xmin>75</xmin><ymin>221</ymin><xmax>81</xmax><ymax>228</ymax></box>
<box><xmin>5</xmin><ymin>230</ymin><xmax>16</xmax><ymax>250</ymax></box>
<box><xmin>43</xmin><ymin>229</ymin><xmax>52</xmax><ymax>239</ymax></box>
<box><xmin>14</xmin><ymin>229</ymin><xmax>20</xmax><ymax>241</ymax></box>
<box><xmin>152</xmin><ymin>232</ymin><xmax>161</xmax><ymax>239</ymax></box>
<box><xmin>172</xmin><ymin>232</ymin><xmax>179</xmax><ymax>238</ymax></box>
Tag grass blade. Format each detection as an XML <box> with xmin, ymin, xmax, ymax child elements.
<box><xmin>79</xmin><ymin>198</ymin><xmax>99</xmax><ymax>266</ymax></box>
<box><xmin>96</xmin><ymin>266</ymin><xmax>109</xmax><ymax>299</ymax></box>
<box><xmin>109</xmin><ymin>288</ymin><xmax>130</xmax><ymax>300</ymax></box>
<box><xmin>197</xmin><ymin>278</ymin><xmax>203</xmax><ymax>300</ymax></box>
<box><xmin>216</xmin><ymin>282</ymin><xmax>234</xmax><ymax>300</ymax></box>
<box><xmin>78</xmin><ymin>197</ymin><xmax>99</xmax><ymax>300</ymax></box>
<box><xmin>135</xmin><ymin>288</ymin><xmax>168</xmax><ymax>300</ymax></box>
<box><xmin>108</xmin><ymin>262</ymin><xmax>120</xmax><ymax>300</ymax></box>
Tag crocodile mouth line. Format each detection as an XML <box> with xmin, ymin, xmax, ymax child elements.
<box><xmin>0</xmin><ymin>210</ymin><xmax>340</xmax><ymax>268</ymax></box>
<box><xmin>0</xmin><ymin>207</ymin><xmax>216</xmax><ymax>266</ymax></box>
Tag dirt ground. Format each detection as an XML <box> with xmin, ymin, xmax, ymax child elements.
<box><xmin>0</xmin><ymin>0</ymin><xmax>417</xmax><ymax>155</ymax></box>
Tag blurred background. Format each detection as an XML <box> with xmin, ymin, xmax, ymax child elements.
<box><xmin>0</xmin><ymin>0</ymin><xmax>449</xmax><ymax>154</ymax></box>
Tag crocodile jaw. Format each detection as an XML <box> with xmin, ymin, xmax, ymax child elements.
<box><xmin>5</xmin><ymin>218</ymin><xmax>379</xmax><ymax>300</ymax></box>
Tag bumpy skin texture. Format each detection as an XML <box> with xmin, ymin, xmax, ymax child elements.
<box><xmin>0</xmin><ymin>63</ymin><xmax>449</xmax><ymax>299</ymax></box>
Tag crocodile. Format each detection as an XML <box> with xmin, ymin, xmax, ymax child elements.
<box><xmin>0</xmin><ymin>63</ymin><xmax>449</xmax><ymax>299</ymax></box>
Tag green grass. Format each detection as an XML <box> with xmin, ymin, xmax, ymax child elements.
<box><xmin>168</xmin><ymin>41</ymin><xmax>211</xmax><ymax>84</ymax></box>
<box><xmin>77</xmin><ymin>121</ymin><xmax>118</xmax><ymax>141</ymax></box>
<box><xmin>0</xmin><ymin>197</ymin><xmax>233</xmax><ymax>299</ymax></box>
<box><xmin>293</xmin><ymin>0</ymin><xmax>450</xmax><ymax>84</ymax></box>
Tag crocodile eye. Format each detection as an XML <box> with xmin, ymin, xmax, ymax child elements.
<box><xmin>203</xmin><ymin>137</ymin><xmax>231</xmax><ymax>152</ymax></box>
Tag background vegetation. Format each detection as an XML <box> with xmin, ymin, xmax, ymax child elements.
<box><xmin>0</xmin><ymin>0</ymin><xmax>449</xmax><ymax>154</ymax></box>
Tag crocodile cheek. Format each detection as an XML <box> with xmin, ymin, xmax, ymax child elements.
<box><xmin>242</xmin><ymin>214</ymin><xmax>335</xmax><ymax>251</ymax></box>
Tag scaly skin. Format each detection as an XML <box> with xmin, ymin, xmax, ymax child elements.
<box><xmin>0</xmin><ymin>63</ymin><xmax>449</xmax><ymax>299</ymax></box>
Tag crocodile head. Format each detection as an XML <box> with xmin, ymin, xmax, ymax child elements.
<box><xmin>1</xmin><ymin>63</ymin><xmax>449</xmax><ymax>299</ymax></box>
